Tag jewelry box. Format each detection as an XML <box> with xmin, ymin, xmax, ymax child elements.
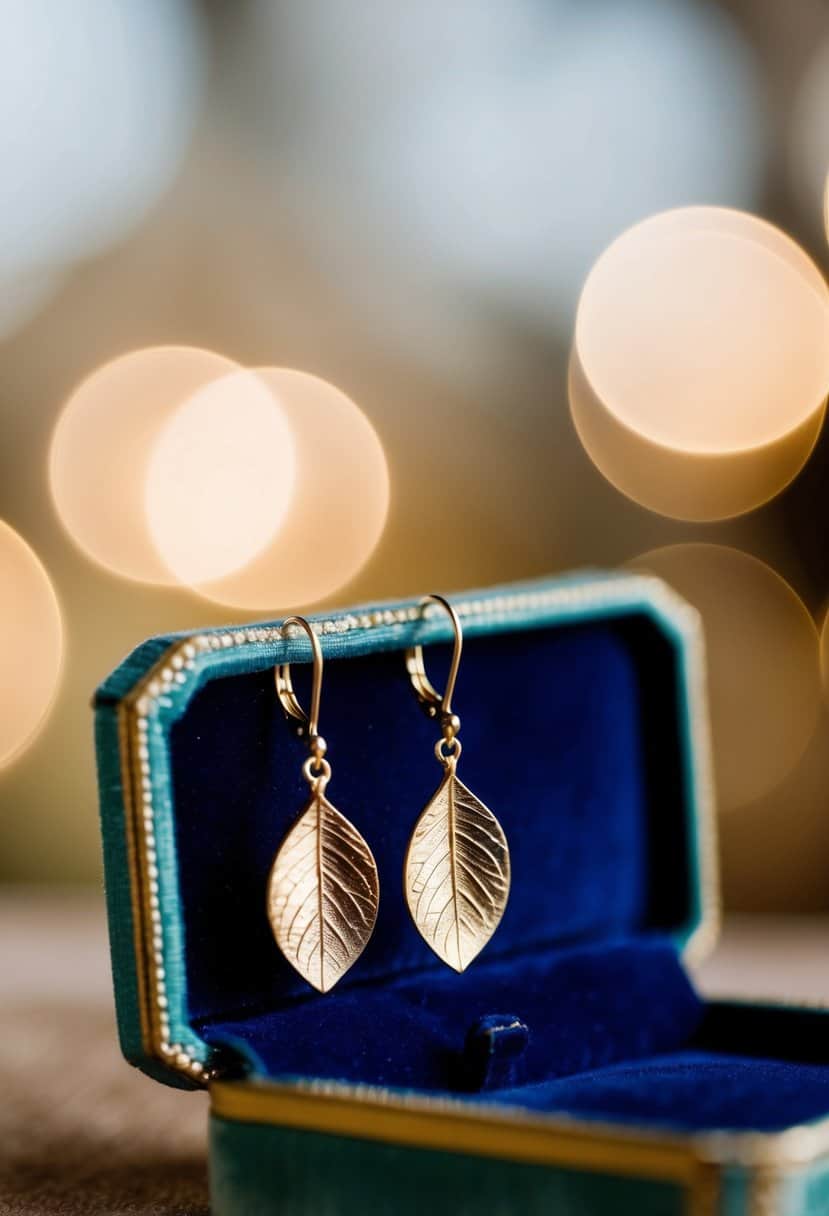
<box><xmin>94</xmin><ymin>572</ymin><xmax>829</xmax><ymax>1216</ymax></box>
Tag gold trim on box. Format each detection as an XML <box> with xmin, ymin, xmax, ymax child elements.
<box><xmin>210</xmin><ymin>1079</ymin><xmax>722</xmax><ymax>1215</ymax></box>
<box><xmin>210</xmin><ymin>1079</ymin><xmax>829</xmax><ymax>1172</ymax></box>
<box><xmin>209</xmin><ymin>1077</ymin><xmax>829</xmax><ymax>1215</ymax></box>
<box><xmin>116</xmin><ymin>575</ymin><xmax>719</xmax><ymax>1088</ymax></box>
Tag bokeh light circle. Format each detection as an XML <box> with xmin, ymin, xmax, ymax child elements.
<box><xmin>246</xmin><ymin>0</ymin><xmax>766</xmax><ymax>333</ymax></box>
<box><xmin>634</xmin><ymin>205</ymin><xmax>828</xmax><ymax>298</ymax></box>
<box><xmin>0</xmin><ymin>521</ymin><xmax>63</xmax><ymax>769</ymax></box>
<box><xmin>628</xmin><ymin>544</ymin><xmax>821</xmax><ymax>811</ymax></box>
<box><xmin>817</xmin><ymin>604</ymin><xmax>829</xmax><ymax>706</ymax></box>
<box><xmin>50</xmin><ymin>346</ymin><xmax>241</xmax><ymax>584</ymax></box>
<box><xmin>569</xmin><ymin>344</ymin><xmax>826</xmax><ymax>524</ymax></box>
<box><xmin>577</xmin><ymin>212</ymin><xmax>829</xmax><ymax>451</ymax></box>
<box><xmin>573</xmin><ymin>209</ymin><xmax>829</xmax><ymax>520</ymax></box>
<box><xmin>188</xmin><ymin>369</ymin><xmax>390</xmax><ymax>610</ymax></box>
<box><xmin>145</xmin><ymin>369</ymin><xmax>297</xmax><ymax>586</ymax></box>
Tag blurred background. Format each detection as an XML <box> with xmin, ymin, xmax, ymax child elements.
<box><xmin>2</xmin><ymin>0</ymin><xmax>829</xmax><ymax>918</ymax></box>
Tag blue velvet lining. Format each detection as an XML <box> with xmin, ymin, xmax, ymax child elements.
<box><xmin>171</xmin><ymin>620</ymin><xmax>690</xmax><ymax>1026</ymax></box>
<box><xmin>166</xmin><ymin>613</ymin><xmax>829</xmax><ymax>1136</ymax></box>
<box><xmin>203</xmin><ymin>944</ymin><xmax>829</xmax><ymax>1133</ymax></box>
<box><xmin>201</xmin><ymin>939</ymin><xmax>702</xmax><ymax>1092</ymax></box>
<box><xmin>495</xmin><ymin>1054</ymin><xmax>829</xmax><ymax>1133</ymax></box>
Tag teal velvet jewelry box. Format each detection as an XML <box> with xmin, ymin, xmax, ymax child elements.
<box><xmin>94</xmin><ymin>571</ymin><xmax>829</xmax><ymax>1216</ymax></box>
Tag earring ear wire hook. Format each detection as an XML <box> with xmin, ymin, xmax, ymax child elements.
<box><xmin>405</xmin><ymin>593</ymin><xmax>463</xmax><ymax>737</ymax></box>
<box><xmin>402</xmin><ymin>592</ymin><xmax>510</xmax><ymax>970</ymax></box>
<box><xmin>268</xmin><ymin>615</ymin><xmax>379</xmax><ymax>990</ymax></box>
<box><xmin>275</xmin><ymin>616</ymin><xmax>324</xmax><ymax>751</ymax></box>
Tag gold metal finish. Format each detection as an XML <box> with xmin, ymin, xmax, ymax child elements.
<box><xmin>210</xmin><ymin>1071</ymin><xmax>829</xmax><ymax>1207</ymax></box>
<box><xmin>118</xmin><ymin>703</ymin><xmax>156</xmax><ymax>1056</ymax></box>
<box><xmin>119</xmin><ymin>686</ymin><xmax>211</xmax><ymax>1083</ymax></box>
<box><xmin>405</xmin><ymin>593</ymin><xmax>463</xmax><ymax>722</ymax></box>
<box><xmin>275</xmin><ymin>616</ymin><xmax>323</xmax><ymax>743</ymax></box>
<box><xmin>114</xmin><ymin>572</ymin><xmax>720</xmax><ymax>1084</ymax></box>
<box><xmin>267</xmin><ymin>788</ymin><xmax>379</xmax><ymax>993</ymax></box>
<box><xmin>404</xmin><ymin>767</ymin><xmax>510</xmax><ymax>972</ymax></box>
<box><xmin>269</xmin><ymin>615</ymin><xmax>379</xmax><ymax>993</ymax></box>
<box><xmin>404</xmin><ymin>594</ymin><xmax>510</xmax><ymax>970</ymax></box>
<box><xmin>689</xmin><ymin>1163</ymin><xmax>721</xmax><ymax>1216</ymax></box>
<box><xmin>210</xmin><ymin>1079</ymin><xmax>723</xmax><ymax>1211</ymax></box>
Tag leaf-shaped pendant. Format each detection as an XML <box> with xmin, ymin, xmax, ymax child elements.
<box><xmin>267</xmin><ymin>793</ymin><xmax>379</xmax><ymax>992</ymax></box>
<box><xmin>404</xmin><ymin>772</ymin><xmax>510</xmax><ymax>971</ymax></box>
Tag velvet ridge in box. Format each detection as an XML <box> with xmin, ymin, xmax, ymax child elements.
<box><xmin>94</xmin><ymin>572</ymin><xmax>829</xmax><ymax>1216</ymax></box>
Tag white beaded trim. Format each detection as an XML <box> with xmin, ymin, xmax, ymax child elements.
<box><xmin>127</xmin><ymin>574</ymin><xmax>715</xmax><ymax>1084</ymax></box>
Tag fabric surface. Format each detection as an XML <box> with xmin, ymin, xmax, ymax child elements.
<box><xmin>206</xmin><ymin>942</ymin><xmax>829</xmax><ymax>1131</ymax></box>
<box><xmin>98</xmin><ymin>589</ymin><xmax>829</xmax><ymax>1135</ymax></box>
<box><xmin>495</xmin><ymin>1052</ymin><xmax>829</xmax><ymax>1131</ymax></box>
<box><xmin>3</xmin><ymin>891</ymin><xmax>829</xmax><ymax>1214</ymax></box>
<box><xmin>169</xmin><ymin>619</ymin><xmax>690</xmax><ymax>1027</ymax></box>
<box><xmin>209</xmin><ymin>1117</ymin><xmax>685</xmax><ymax>1216</ymax></box>
<box><xmin>204</xmin><ymin>937</ymin><xmax>703</xmax><ymax>1092</ymax></box>
<box><xmin>0</xmin><ymin>891</ymin><xmax>208</xmax><ymax>1216</ymax></box>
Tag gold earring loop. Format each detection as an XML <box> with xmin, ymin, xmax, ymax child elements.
<box><xmin>275</xmin><ymin>617</ymin><xmax>323</xmax><ymax>743</ymax></box>
<box><xmin>402</xmin><ymin>592</ymin><xmax>510</xmax><ymax>972</ymax></box>
<box><xmin>405</xmin><ymin>594</ymin><xmax>463</xmax><ymax>720</ymax></box>
<box><xmin>267</xmin><ymin>616</ymin><xmax>379</xmax><ymax>992</ymax></box>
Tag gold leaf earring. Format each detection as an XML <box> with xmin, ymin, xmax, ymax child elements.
<box><xmin>404</xmin><ymin>595</ymin><xmax>510</xmax><ymax>972</ymax></box>
<box><xmin>268</xmin><ymin>617</ymin><xmax>379</xmax><ymax>993</ymax></box>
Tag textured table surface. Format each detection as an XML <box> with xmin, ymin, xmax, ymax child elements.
<box><xmin>1</xmin><ymin>888</ymin><xmax>827</xmax><ymax>1215</ymax></box>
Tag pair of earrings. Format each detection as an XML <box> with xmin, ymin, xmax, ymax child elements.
<box><xmin>266</xmin><ymin>595</ymin><xmax>511</xmax><ymax>993</ymax></box>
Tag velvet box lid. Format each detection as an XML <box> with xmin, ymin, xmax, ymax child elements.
<box><xmin>93</xmin><ymin>570</ymin><xmax>717</xmax><ymax>1092</ymax></box>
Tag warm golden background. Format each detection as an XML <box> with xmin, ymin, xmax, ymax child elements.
<box><xmin>2</xmin><ymin>0</ymin><xmax>829</xmax><ymax>913</ymax></box>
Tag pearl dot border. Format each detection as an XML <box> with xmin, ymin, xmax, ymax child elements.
<box><xmin>125</xmin><ymin>576</ymin><xmax>715</xmax><ymax>1085</ymax></box>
